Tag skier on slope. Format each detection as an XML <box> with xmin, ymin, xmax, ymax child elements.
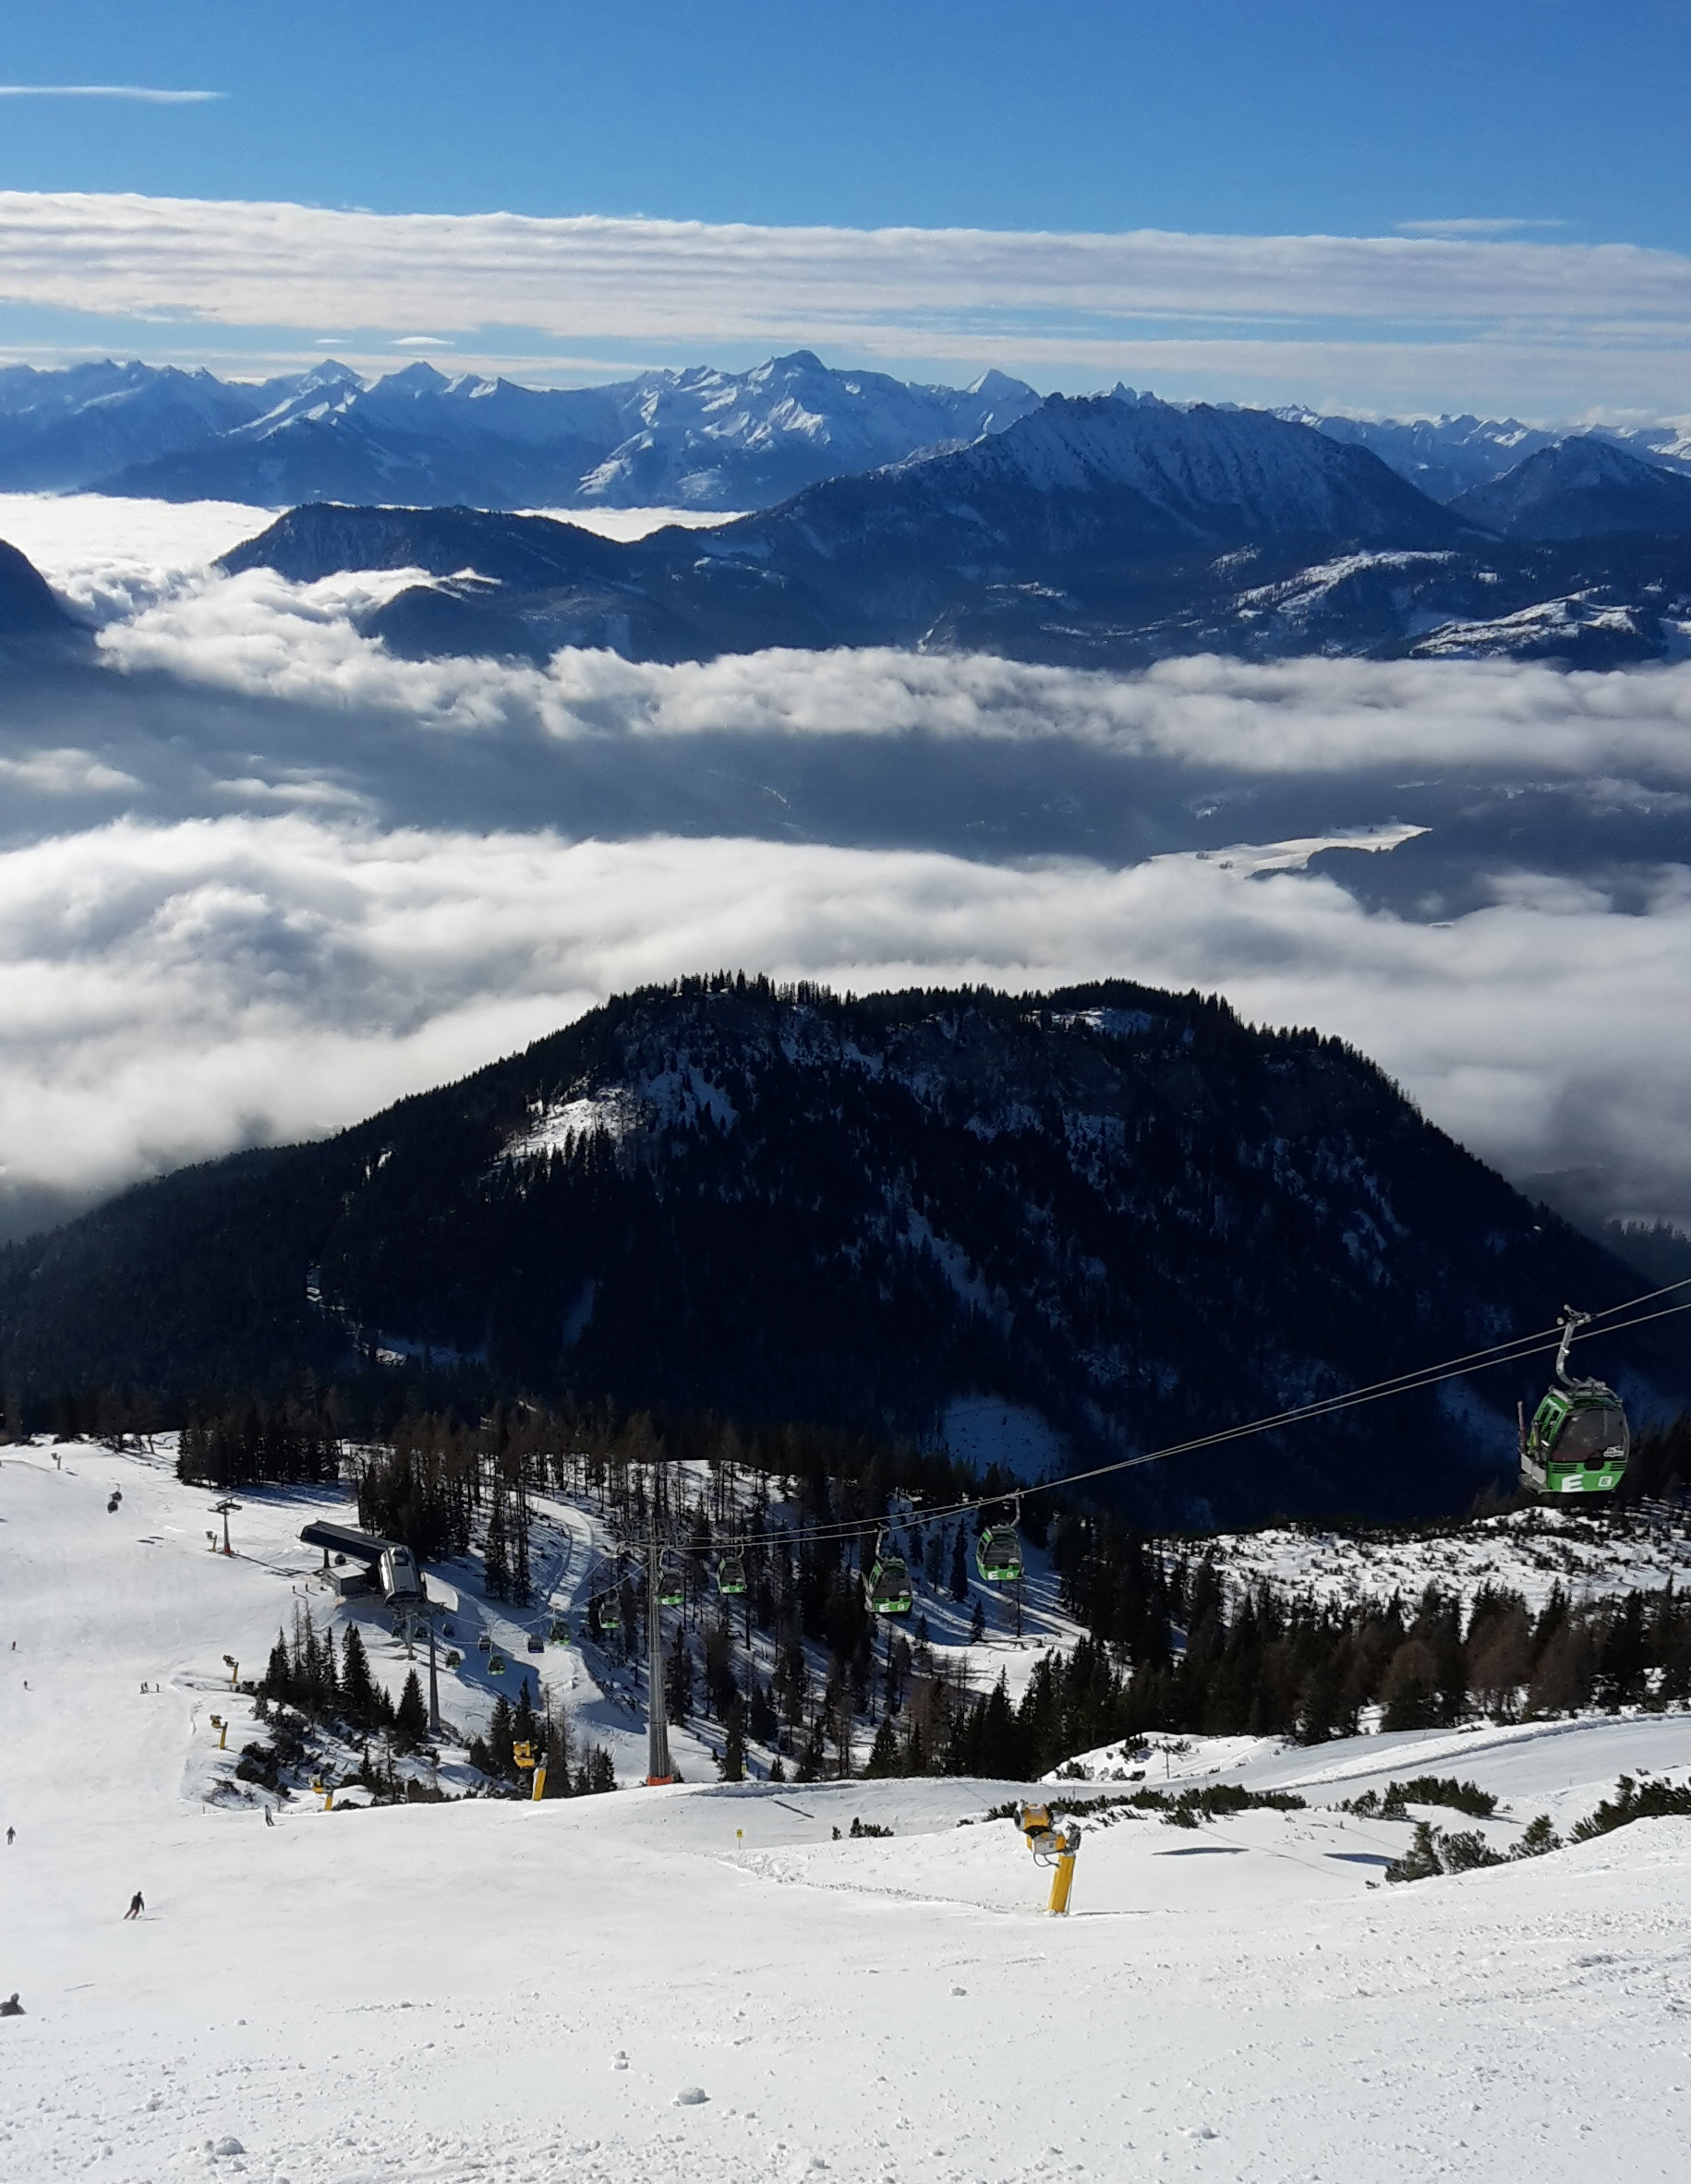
<box><xmin>124</xmin><ymin>1891</ymin><xmax>144</xmax><ymax>1920</ymax></box>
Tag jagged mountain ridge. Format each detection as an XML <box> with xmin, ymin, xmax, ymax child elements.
<box><xmin>1</xmin><ymin>977</ymin><xmax>1678</xmax><ymax>1526</ymax></box>
<box><xmin>1290</xmin><ymin>407</ymin><xmax>1691</xmax><ymax>504</ymax></box>
<box><xmin>0</xmin><ymin>352</ymin><xmax>1040</xmax><ymax>513</ymax></box>
<box><xmin>8</xmin><ymin>348</ymin><xmax>1687</xmax><ymax>520</ymax></box>
<box><xmin>216</xmin><ymin>393</ymin><xmax>1691</xmax><ymax>670</ymax></box>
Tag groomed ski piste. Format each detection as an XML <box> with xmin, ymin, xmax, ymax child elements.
<box><xmin>4</xmin><ymin>1440</ymin><xmax>1691</xmax><ymax>2184</ymax></box>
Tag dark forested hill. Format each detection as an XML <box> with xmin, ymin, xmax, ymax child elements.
<box><xmin>4</xmin><ymin>979</ymin><xmax>1678</xmax><ymax>1524</ymax></box>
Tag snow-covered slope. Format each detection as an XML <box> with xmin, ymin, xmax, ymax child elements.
<box><xmin>1166</xmin><ymin>1503</ymin><xmax>1691</xmax><ymax>1613</ymax></box>
<box><xmin>932</xmin><ymin>391</ymin><xmax>1461</xmax><ymax>544</ymax></box>
<box><xmin>6</xmin><ymin>1439</ymin><xmax>1691</xmax><ymax>2183</ymax></box>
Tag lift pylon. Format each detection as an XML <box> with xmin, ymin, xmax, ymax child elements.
<box><xmin>646</xmin><ymin>1540</ymin><xmax>675</xmax><ymax>1786</ymax></box>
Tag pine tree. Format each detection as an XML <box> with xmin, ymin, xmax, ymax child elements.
<box><xmin>512</xmin><ymin>1472</ymin><xmax>533</xmax><ymax>1607</ymax></box>
<box><xmin>1384</xmin><ymin>1821</ymin><xmax>1443</xmax><ymax>1884</ymax></box>
<box><xmin>719</xmin><ymin>1706</ymin><xmax>746</xmax><ymax>1782</ymax></box>
<box><xmin>969</xmin><ymin>1594</ymin><xmax>986</xmax><ymax>1645</ymax></box>
<box><xmin>484</xmin><ymin>1483</ymin><xmax>511</xmax><ymax>1601</ymax></box>
<box><xmin>665</xmin><ymin>1623</ymin><xmax>694</xmax><ymax>1723</ymax></box>
<box><xmin>341</xmin><ymin>1624</ymin><xmax>378</xmax><ymax>1729</ymax></box>
<box><xmin>395</xmin><ymin>1670</ymin><xmax>429</xmax><ymax>1748</ymax></box>
<box><xmin>489</xmin><ymin>1692</ymin><xmax>515</xmax><ymax>1779</ymax></box>
<box><xmin>794</xmin><ymin>1720</ymin><xmax>826</xmax><ymax>1782</ymax></box>
<box><xmin>864</xmin><ymin>1716</ymin><xmax>900</xmax><ymax>1777</ymax></box>
<box><xmin>948</xmin><ymin>1527</ymin><xmax>970</xmax><ymax>1603</ymax></box>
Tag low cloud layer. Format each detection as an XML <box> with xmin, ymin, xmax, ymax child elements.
<box><xmin>3</xmin><ymin>192</ymin><xmax>1691</xmax><ymax>411</ymax></box>
<box><xmin>0</xmin><ymin>499</ymin><xmax>1687</xmax><ymax>1242</ymax></box>
<box><xmin>78</xmin><ymin>546</ymin><xmax>1691</xmax><ymax>783</ymax></box>
<box><xmin>1</xmin><ymin>814</ymin><xmax>1687</xmax><ymax>1243</ymax></box>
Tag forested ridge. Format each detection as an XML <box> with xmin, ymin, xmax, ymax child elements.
<box><xmin>2</xmin><ymin>975</ymin><xmax>1681</xmax><ymax>1525</ymax></box>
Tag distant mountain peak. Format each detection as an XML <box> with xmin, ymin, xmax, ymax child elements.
<box><xmin>1451</xmin><ymin>433</ymin><xmax>1691</xmax><ymax>539</ymax></box>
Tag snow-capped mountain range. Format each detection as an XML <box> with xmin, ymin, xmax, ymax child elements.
<box><xmin>214</xmin><ymin>390</ymin><xmax>1691</xmax><ymax>670</ymax></box>
<box><xmin>2</xmin><ymin>348</ymin><xmax>1687</xmax><ymax>516</ymax></box>
<box><xmin>0</xmin><ymin>352</ymin><xmax>1043</xmax><ymax>513</ymax></box>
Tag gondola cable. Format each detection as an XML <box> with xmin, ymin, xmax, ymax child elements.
<box><xmin>575</xmin><ymin>1278</ymin><xmax>1691</xmax><ymax>1567</ymax></box>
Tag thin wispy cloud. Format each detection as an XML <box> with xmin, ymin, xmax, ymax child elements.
<box><xmin>0</xmin><ymin>191</ymin><xmax>1685</xmax><ymax>412</ymax></box>
<box><xmin>0</xmin><ymin>85</ymin><xmax>223</xmax><ymax>103</ymax></box>
<box><xmin>1396</xmin><ymin>217</ymin><xmax>1568</xmax><ymax>237</ymax></box>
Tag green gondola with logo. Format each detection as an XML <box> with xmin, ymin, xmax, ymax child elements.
<box><xmin>717</xmin><ymin>1551</ymin><xmax>748</xmax><ymax>1598</ymax></box>
<box><xmin>1521</xmin><ymin>1307</ymin><xmax>1630</xmax><ymax>1496</ymax></box>
<box><xmin>864</xmin><ymin>1531</ymin><xmax>913</xmax><ymax>1616</ymax></box>
<box><xmin>974</xmin><ymin>1523</ymin><xmax>1024</xmax><ymax>1585</ymax></box>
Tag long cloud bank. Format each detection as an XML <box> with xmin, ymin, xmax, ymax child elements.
<box><xmin>1</xmin><ymin>814</ymin><xmax>1688</xmax><ymax>1243</ymax></box>
<box><xmin>91</xmin><ymin>561</ymin><xmax>1691</xmax><ymax>783</ymax></box>
<box><xmin>2</xmin><ymin>192</ymin><xmax>1689</xmax><ymax>410</ymax></box>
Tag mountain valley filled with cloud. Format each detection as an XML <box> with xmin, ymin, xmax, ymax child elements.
<box><xmin>1</xmin><ymin>483</ymin><xmax>1689</xmax><ymax>1247</ymax></box>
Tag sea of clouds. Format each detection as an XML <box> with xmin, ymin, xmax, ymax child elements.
<box><xmin>1</xmin><ymin>494</ymin><xmax>1688</xmax><ymax>1243</ymax></box>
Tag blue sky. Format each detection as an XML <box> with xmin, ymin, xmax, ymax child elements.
<box><xmin>0</xmin><ymin>1</ymin><xmax>1686</xmax><ymax>415</ymax></box>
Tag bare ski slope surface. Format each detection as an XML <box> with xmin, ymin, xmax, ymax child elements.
<box><xmin>4</xmin><ymin>1442</ymin><xmax>1691</xmax><ymax>2184</ymax></box>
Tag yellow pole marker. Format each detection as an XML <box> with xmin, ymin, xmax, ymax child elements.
<box><xmin>531</xmin><ymin>1763</ymin><xmax>547</xmax><ymax>1800</ymax></box>
<box><xmin>210</xmin><ymin>1714</ymin><xmax>228</xmax><ymax>1751</ymax></box>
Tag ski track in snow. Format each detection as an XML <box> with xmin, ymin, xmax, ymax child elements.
<box><xmin>4</xmin><ymin>1441</ymin><xmax>1691</xmax><ymax>2183</ymax></box>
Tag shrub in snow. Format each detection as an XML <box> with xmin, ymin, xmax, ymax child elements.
<box><xmin>1571</xmin><ymin>1773</ymin><xmax>1691</xmax><ymax>1840</ymax></box>
<box><xmin>1383</xmin><ymin>1820</ymin><xmax>1504</xmax><ymax>1882</ymax></box>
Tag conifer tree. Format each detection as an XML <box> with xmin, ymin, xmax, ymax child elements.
<box><xmin>719</xmin><ymin>1706</ymin><xmax>746</xmax><ymax>1782</ymax></box>
<box><xmin>395</xmin><ymin>1670</ymin><xmax>429</xmax><ymax>1748</ymax></box>
<box><xmin>948</xmin><ymin>1527</ymin><xmax>970</xmax><ymax>1603</ymax></box>
<box><xmin>864</xmin><ymin>1716</ymin><xmax>900</xmax><ymax>1777</ymax></box>
<box><xmin>665</xmin><ymin>1622</ymin><xmax>695</xmax><ymax>1723</ymax></box>
<box><xmin>489</xmin><ymin>1692</ymin><xmax>515</xmax><ymax>1778</ymax></box>
<box><xmin>341</xmin><ymin>1625</ymin><xmax>378</xmax><ymax>1728</ymax></box>
<box><xmin>485</xmin><ymin>1489</ymin><xmax>511</xmax><ymax>1601</ymax></box>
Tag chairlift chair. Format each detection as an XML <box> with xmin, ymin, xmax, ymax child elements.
<box><xmin>1521</xmin><ymin>1307</ymin><xmax>1630</xmax><ymax>1496</ymax></box>
<box><xmin>864</xmin><ymin>1532</ymin><xmax>913</xmax><ymax>1617</ymax></box>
